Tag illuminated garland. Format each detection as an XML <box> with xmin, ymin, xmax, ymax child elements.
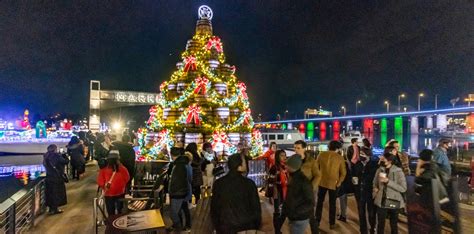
<box><xmin>250</xmin><ymin>129</ymin><xmax>264</xmax><ymax>157</ymax></box>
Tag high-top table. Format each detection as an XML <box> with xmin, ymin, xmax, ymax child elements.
<box><xmin>105</xmin><ymin>209</ymin><xmax>166</xmax><ymax>233</ymax></box>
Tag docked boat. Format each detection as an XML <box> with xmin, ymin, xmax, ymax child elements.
<box><xmin>340</xmin><ymin>131</ymin><xmax>363</xmax><ymax>143</ymax></box>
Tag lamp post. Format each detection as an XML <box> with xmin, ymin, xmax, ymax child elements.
<box><xmin>418</xmin><ymin>93</ymin><xmax>424</xmax><ymax>111</ymax></box>
<box><xmin>404</xmin><ymin>107</ymin><xmax>407</xmax><ymax>112</ymax></box>
<box><xmin>341</xmin><ymin>106</ymin><xmax>346</xmax><ymax>116</ymax></box>
<box><xmin>384</xmin><ymin>101</ymin><xmax>390</xmax><ymax>113</ymax></box>
<box><xmin>355</xmin><ymin>100</ymin><xmax>361</xmax><ymax>115</ymax></box>
<box><xmin>398</xmin><ymin>94</ymin><xmax>405</xmax><ymax>112</ymax></box>
<box><xmin>284</xmin><ymin>110</ymin><xmax>288</xmax><ymax>120</ymax></box>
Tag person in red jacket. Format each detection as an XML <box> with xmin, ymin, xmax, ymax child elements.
<box><xmin>97</xmin><ymin>150</ymin><xmax>130</xmax><ymax>216</ymax></box>
<box><xmin>257</xmin><ymin>142</ymin><xmax>277</xmax><ymax>169</ymax></box>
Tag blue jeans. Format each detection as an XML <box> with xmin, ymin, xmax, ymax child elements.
<box><xmin>289</xmin><ymin>219</ymin><xmax>309</xmax><ymax>234</ymax></box>
<box><xmin>170</xmin><ymin>198</ymin><xmax>185</xmax><ymax>228</ymax></box>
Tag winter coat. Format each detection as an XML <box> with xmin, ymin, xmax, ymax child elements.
<box><xmin>97</xmin><ymin>164</ymin><xmax>130</xmax><ymax>197</ymax></box>
<box><xmin>256</xmin><ymin>149</ymin><xmax>275</xmax><ymax>170</ymax></box>
<box><xmin>300</xmin><ymin>154</ymin><xmax>320</xmax><ymax>191</ymax></box>
<box><xmin>337</xmin><ymin>160</ymin><xmax>353</xmax><ymax>197</ymax></box>
<box><xmin>94</xmin><ymin>143</ymin><xmax>110</xmax><ymax>169</ymax></box>
<box><xmin>316</xmin><ymin>151</ymin><xmax>347</xmax><ymax>190</ymax></box>
<box><xmin>112</xmin><ymin>141</ymin><xmax>136</xmax><ymax>178</ymax></box>
<box><xmin>67</xmin><ymin>143</ymin><xmax>85</xmax><ymax>168</ymax></box>
<box><xmin>268</xmin><ymin>164</ymin><xmax>288</xmax><ymax>200</ymax></box>
<box><xmin>211</xmin><ymin>171</ymin><xmax>261</xmax><ymax>234</ymax></box>
<box><xmin>373</xmin><ymin>165</ymin><xmax>407</xmax><ymax>208</ymax></box>
<box><xmin>282</xmin><ymin>170</ymin><xmax>314</xmax><ymax>221</ymax></box>
<box><xmin>393</xmin><ymin>151</ymin><xmax>411</xmax><ymax>176</ymax></box>
<box><xmin>190</xmin><ymin>152</ymin><xmax>203</xmax><ymax>187</ymax></box>
<box><xmin>352</xmin><ymin>156</ymin><xmax>379</xmax><ymax>191</ymax></box>
<box><xmin>415</xmin><ymin>162</ymin><xmax>449</xmax><ymax>201</ymax></box>
<box><xmin>43</xmin><ymin>152</ymin><xmax>69</xmax><ymax>207</ymax></box>
<box><xmin>168</xmin><ymin>156</ymin><xmax>192</xmax><ymax>199</ymax></box>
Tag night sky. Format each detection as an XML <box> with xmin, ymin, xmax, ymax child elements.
<box><xmin>0</xmin><ymin>0</ymin><xmax>473</xmax><ymax>121</ymax></box>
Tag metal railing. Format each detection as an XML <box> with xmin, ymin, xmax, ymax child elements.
<box><xmin>0</xmin><ymin>178</ymin><xmax>46</xmax><ymax>234</ymax></box>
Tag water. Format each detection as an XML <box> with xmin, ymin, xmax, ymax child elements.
<box><xmin>310</xmin><ymin>129</ymin><xmax>474</xmax><ymax>156</ymax></box>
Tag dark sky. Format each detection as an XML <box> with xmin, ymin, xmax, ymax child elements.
<box><xmin>1</xmin><ymin>0</ymin><xmax>473</xmax><ymax>120</ymax></box>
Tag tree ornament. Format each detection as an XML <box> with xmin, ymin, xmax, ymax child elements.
<box><xmin>194</xmin><ymin>76</ymin><xmax>209</xmax><ymax>95</ymax></box>
<box><xmin>206</xmin><ymin>36</ymin><xmax>223</xmax><ymax>53</ymax></box>
<box><xmin>186</xmin><ymin>104</ymin><xmax>202</xmax><ymax>125</ymax></box>
<box><xmin>184</xmin><ymin>55</ymin><xmax>197</xmax><ymax>72</ymax></box>
<box><xmin>243</xmin><ymin>108</ymin><xmax>252</xmax><ymax>125</ymax></box>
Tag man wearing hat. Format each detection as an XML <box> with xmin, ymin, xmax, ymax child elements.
<box><xmin>211</xmin><ymin>154</ymin><xmax>261</xmax><ymax>234</ymax></box>
<box><xmin>283</xmin><ymin>154</ymin><xmax>314</xmax><ymax>233</ymax></box>
<box><xmin>433</xmin><ymin>138</ymin><xmax>452</xmax><ymax>175</ymax></box>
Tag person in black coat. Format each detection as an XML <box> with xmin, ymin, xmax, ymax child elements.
<box><xmin>283</xmin><ymin>154</ymin><xmax>314</xmax><ymax>233</ymax></box>
<box><xmin>352</xmin><ymin>151</ymin><xmax>379</xmax><ymax>234</ymax></box>
<box><xmin>112</xmin><ymin>135</ymin><xmax>136</xmax><ymax>188</ymax></box>
<box><xmin>337</xmin><ymin>154</ymin><xmax>353</xmax><ymax>222</ymax></box>
<box><xmin>43</xmin><ymin>144</ymin><xmax>69</xmax><ymax>214</ymax></box>
<box><xmin>94</xmin><ymin>133</ymin><xmax>111</xmax><ymax>169</ymax></box>
<box><xmin>211</xmin><ymin>154</ymin><xmax>261</xmax><ymax>234</ymax></box>
<box><xmin>186</xmin><ymin>143</ymin><xmax>203</xmax><ymax>204</ymax></box>
<box><xmin>67</xmin><ymin>136</ymin><xmax>85</xmax><ymax>180</ymax></box>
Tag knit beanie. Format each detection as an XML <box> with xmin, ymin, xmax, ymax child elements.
<box><xmin>286</xmin><ymin>154</ymin><xmax>302</xmax><ymax>171</ymax></box>
<box><xmin>107</xmin><ymin>150</ymin><xmax>120</xmax><ymax>159</ymax></box>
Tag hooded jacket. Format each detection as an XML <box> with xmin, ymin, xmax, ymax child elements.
<box><xmin>168</xmin><ymin>156</ymin><xmax>191</xmax><ymax>199</ymax></box>
<box><xmin>67</xmin><ymin>143</ymin><xmax>85</xmax><ymax>167</ymax></box>
<box><xmin>211</xmin><ymin>170</ymin><xmax>261</xmax><ymax>233</ymax></box>
<box><xmin>282</xmin><ymin>169</ymin><xmax>314</xmax><ymax>221</ymax></box>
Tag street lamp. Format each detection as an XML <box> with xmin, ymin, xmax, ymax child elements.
<box><xmin>398</xmin><ymin>94</ymin><xmax>405</xmax><ymax>111</ymax></box>
<box><xmin>384</xmin><ymin>101</ymin><xmax>390</xmax><ymax>113</ymax></box>
<box><xmin>403</xmin><ymin>107</ymin><xmax>407</xmax><ymax>112</ymax></box>
<box><xmin>418</xmin><ymin>93</ymin><xmax>424</xmax><ymax>111</ymax></box>
<box><xmin>341</xmin><ymin>106</ymin><xmax>346</xmax><ymax>116</ymax></box>
<box><xmin>435</xmin><ymin>94</ymin><xmax>439</xmax><ymax>109</ymax></box>
<box><xmin>284</xmin><ymin>110</ymin><xmax>289</xmax><ymax>119</ymax></box>
<box><xmin>355</xmin><ymin>100</ymin><xmax>361</xmax><ymax>115</ymax></box>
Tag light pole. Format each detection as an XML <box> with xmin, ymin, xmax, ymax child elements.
<box><xmin>355</xmin><ymin>100</ymin><xmax>361</xmax><ymax>115</ymax></box>
<box><xmin>341</xmin><ymin>106</ymin><xmax>346</xmax><ymax>116</ymax></box>
<box><xmin>384</xmin><ymin>101</ymin><xmax>390</xmax><ymax>113</ymax></box>
<box><xmin>398</xmin><ymin>94</ymin><xmax>405</xmax><ymax>112</ymax></box>
<box><xmin>435</xmin><ymin>94</ymin><xmax>438</xmax><ymax>109</ymax></box>
<box><xmin>403</xmin><ymin>107</ymin><xmax>407</xmax><ymax>112</ymax></box>
<box><xmin>284</xmin><ymin>110</ymin><xmax>288</xmax><ymax>120</ymax></box>
<box><xmin>418</xmin><ymin>93</ymin><xmax>424</xmax><ymax>111</ymax></box>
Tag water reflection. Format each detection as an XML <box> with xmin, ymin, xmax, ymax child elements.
<box><xmin>0</xmin><ymin>164</ymin><xmax>45</xmax><ymax>185</ymax></box>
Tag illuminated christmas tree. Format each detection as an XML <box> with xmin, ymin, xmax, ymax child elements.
<box><xmin>138</xmin><ymin>6</ymin><xmax>263</xmax><ymax>160</ymax></box>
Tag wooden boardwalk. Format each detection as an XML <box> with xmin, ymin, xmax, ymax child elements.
<box><xmin>29</xmin><ymin>162</ymin><xmax>474</xmax><ymax>234</ymax></box>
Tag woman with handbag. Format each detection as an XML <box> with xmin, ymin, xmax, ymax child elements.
<box><xmin>373</xmin><ymin>153</ymin><xmax>407</xmax><ymax>234</ymax></box>
<box><xmin>43</xmin><ymin>144</ymin><xmax>69</xmax><ymax>214</ymax></box>
<box><xmin>97</xmin><ymin>150</ymin><xmax>130</xmax><ymax>216</ymax></box>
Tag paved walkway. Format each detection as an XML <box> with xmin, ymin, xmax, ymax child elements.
<box><xmin>29</xmin><ymin>162</ymin><xmax>474</xmax><ymax>234</ymax></box>
<box><xmin>29</xmin><ymin>162</ymin><xmax>99</xmax><ymax>234</ymax></box>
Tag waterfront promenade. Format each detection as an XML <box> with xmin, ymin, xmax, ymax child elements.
<box><xmin>24</xmin><ymin>161</ymin><xmax>414</xmax><ymax>234</ymax></box>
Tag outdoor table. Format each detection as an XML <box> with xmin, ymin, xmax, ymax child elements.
<box><xmin>105</xmin><ymin>209</ymin><xmax>166</xmax><ymax>233</ymax></box>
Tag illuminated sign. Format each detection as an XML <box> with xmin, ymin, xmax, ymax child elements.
<box><xmin>99</xmin><ymin>90</ymin><xmax>161</xmax><ymax>105</ymax></box>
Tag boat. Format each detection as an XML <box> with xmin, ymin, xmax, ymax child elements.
<box><xmin>260</xmin><ymin>130</ymin><xmax>306</xmax><ymax>148</ymax></box>
<box><xmin>340</xmin><ymin>131</ymin><xmax>363</xmax><ymax>143</ymax></box>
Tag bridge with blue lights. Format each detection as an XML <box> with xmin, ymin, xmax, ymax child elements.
<box><xmin>256</xmin><ymin>106</ymin><xmax>474</xmax><ymax>135</ymax></box>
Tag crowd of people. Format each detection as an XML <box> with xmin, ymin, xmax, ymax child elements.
<box><xmin>42</xmin><ymin>130</ymin><xmax>454</xmax><ymax>234</ymax></box>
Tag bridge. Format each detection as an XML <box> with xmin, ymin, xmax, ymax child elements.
<box><xmin>256</xmin><ymin>106</ymin><xmax>474</xmax><ymax>134</ymax></box>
